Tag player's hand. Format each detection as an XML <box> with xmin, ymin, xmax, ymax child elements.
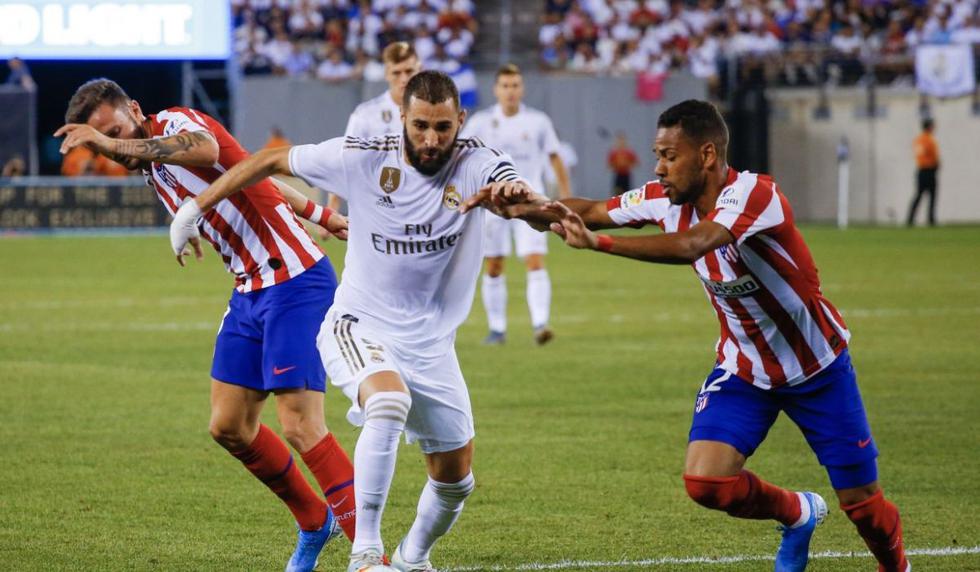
<box><xmin>541</xmin><ymin>201</ymin><xmax>598</xmax><ymax>250</ymax></box>
<box><xmin>324</xmin><ymin>211</ymin><xmax>349</xmax><ymax>241</ymax></box>
<box><xmin>170</xmin><ymin>199</ymin><xmax>205</xmax><ymax>266</ymax></box>
<box><xmin>54</xmin><ymin>123</ymin><xmax>112</xmax><ymax>155</ymax></box>
<box><xmin>461</xmin><ymin>181</ymin><xmax>539</xmax><ymax>217</ymax></box>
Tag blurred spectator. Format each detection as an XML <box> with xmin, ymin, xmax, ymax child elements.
<box><xmin>2</xmin><ymin>155</ymin><xmax>26</xmax><ymax>178</ymax></box>
<box><xmin>316</xmin><ymin>49</ymin><xmax>355</xmax><ymax>82</ymax></box>
<box><xmin>263</xmin><ymin>126</ymin><xmax>291</xmax><ymax>150</ymax></box>
<box><xmin>283</xmin><ymin>42</ymin><xmax>316</xmax><ymax>77</ymax></box>
<box><xmin>4</xmin><ymin>58</ymin><xmax>36</xmax><ymax>91</ymax></box>
<box><xmin>607</xmin><ymin>132</ymin><xmax>638</xmax><ymax>196</ymax></box>
<box><xmin>61</xmin><ymin>147</ymin><xmax>98</xmax><ymax>176</ymax></box>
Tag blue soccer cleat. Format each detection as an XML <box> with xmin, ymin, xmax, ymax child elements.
<box><xmin>482</xmin><ymin>330</ymin><xmax>506</xmax><ymax>345</ymax></box>
<box><xmin>285</xmin><ymin>508</ymin><xmax>343</xmax><ymax>572</ymax></box>
<box><xmin>774</xmin><ymin>491</ymin><xmax>828</xmax><ymax>572</ymax></box>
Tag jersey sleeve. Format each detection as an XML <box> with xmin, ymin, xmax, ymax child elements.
<box><xmin>156</xmin><ymin>108</ymin><xmax>213</xmax><ymax>138</ymax></box>
<box><xmin>605</xmin><ymin>182</ymin><xmax>670</xmax><ymax>229</ymax></box>
<box><xmin>474</xmin><ymin>148</ymin><xmax>523</xmax><ymax>186</ymax></box>
<box><xmin>344</xmin><ymin>109</ymin><xmax>365</xmax><ymax>139</ymax></box>
<box><xmin>706</xmin><ymin>177</ymin><xmax>784</xmax><ymax>244</ymax></box>
<box><xmin>288</xmin><ymin>137</ymin><xmax>349</xmax><ymax>200</ymax></box>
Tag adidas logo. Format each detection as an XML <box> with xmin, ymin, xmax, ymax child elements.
<box><xmin>376</xmin><ymin>195</ymin><xmax>395</xmax><ymax>209</ymax></box>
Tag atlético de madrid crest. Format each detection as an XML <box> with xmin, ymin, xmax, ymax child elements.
<box><xmin>443</xmin><ymin>184</ymin><xmax>461</xmax><ymax>210</ymax></box>
<box><xmin>379</xmin><ymin>167</ymin><xmax>401</xmax><ymax>194</ymax></box>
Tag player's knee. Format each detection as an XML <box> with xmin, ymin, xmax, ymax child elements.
<box><xmin>485</xmin><ymin>258</ymin><xmax>504</xmax><ymax>277</ymax></box>
<box><xmin>430</xmin><ymin>472</ymin><xmax>475</xmax><ymax>504</ymax></box>
<box><xmin>363</xmin><ymin>391</ymin><xmax>412</xmax><ymax>430</ymax></box>
<box><xmin>683</xmin><ymin>474</ymin><xmax>738</xmax><ymax>511</ymax></box>
<box><xmin>278</xmin><ymin>416</ymin><xmax>325</xmax><ymax>450</ymax></box>
<box><xmin>524</xmin><ymin>255</ymin><xmax>545</xmax><ymax>271</ymax></box>
<box><xmin>209</xmin><ymin>419</ymin><xmax>253</xmax><ymax>451</ymax></box>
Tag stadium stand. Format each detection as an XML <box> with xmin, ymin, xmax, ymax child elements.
<box><xmin>232</xmin><ymin>0</ymin><xmax>478</xmax><ymax>80</ymax></box>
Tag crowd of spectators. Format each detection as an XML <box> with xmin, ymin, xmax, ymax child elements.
<box><xmin>232</xmin><ymin>0</ymin><xmax>478</xmax><ymax>82</ymax></box>
<box><xmin>540</xmin><ymin>0</ymin><xmax>980</xmax><ymax>89</ymax></box>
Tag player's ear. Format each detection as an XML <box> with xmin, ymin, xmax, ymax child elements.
<box><xmin>458</xmin><ymin>108</ymin><xmax>467</xmax><ymax>127</ymax></box>
<box><xmin>130</xmin><ymin>99</ymin><xmax>143</xmax><ymax>120</ymax></box>
<box><xmin>701</xmin><ymin>141</ymin><xmax>717</xmax><ymax>169</ymax></box>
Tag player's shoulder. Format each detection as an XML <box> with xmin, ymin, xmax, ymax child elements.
<box><xmin>354</xmin><ymin>92</ymin><xmax>391</xmax><ymax>113</ymax></box>
<box><xmin>454</xmin><ymin>136</ymin><xmax>506</xmax><ymax>161</ymax></box>
<box><xmin>153</xmin><ymin>106</ymin><xmax>216</xmax><ymax>137</ymax></box>
<box><xmin>341</xmin><ymin>134</ymin><xmax>401</xmax><ymax>166</ymax></box>
<box><xmin>723</xmin><ymin>170</ymin><xmax>778</xmax><ymax>197</ymax></box>
<box><xmin>614</xmin><ymin>180</ymin><xmax>667</xmax><ymax>208</ymax></box>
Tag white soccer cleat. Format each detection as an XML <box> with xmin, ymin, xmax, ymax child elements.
<box><xmin>390</xmin><ymin>542</ymin><xmax>437</xmax><ymax>572</ymax></box>
<box><xmin>347</xmin><ymin>549</ymin><xmax>394</xmax><ymax>572</ymax></box>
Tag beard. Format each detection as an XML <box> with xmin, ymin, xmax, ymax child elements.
<box><xmin>404</xmin><ymin>127</ymin><xmax>457</xmax><ymax>176</ymax></box>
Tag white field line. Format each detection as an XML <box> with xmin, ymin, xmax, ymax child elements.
<box><xmin>450</xmin><ymin>545</ymin><xmax>980</xmax><ymax>571</ymax></box>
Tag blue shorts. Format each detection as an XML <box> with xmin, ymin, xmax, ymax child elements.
<box><xmin>211</xmin><ymin>258</ymin><xmax>337</xmax><ymax>393</ymax></box>
<box><xmin>689</xmin><ymin>350</ymin><xmax>879</xmax><ymax>489</ymax></box>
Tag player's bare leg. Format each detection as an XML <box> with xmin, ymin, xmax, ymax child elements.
<box><xmin>481</xmin><ymin>256</ymin><xmax>507</xmax><ymax>344</ymax></box>
<box><xmin>836</xmin><ymin>481</ymin><xmax>910</xmax><ymax>572</ymax></box>
<box><xmin>348</xmin><ymin>371</ymin><xmax>412</xmax><ymax>570</ymax></box>
<box><xmin>394</xmin><ymin>441</ymin><xmax>475</xmax><ymax>571</ymax></box>
<box><xmin>684</xmin><ymin>440</ymin><xmax>825</xmax><ymax>572</ymax></box>
<box><xmin>208</xmin><ymin>380</ymin><xmax>329</xmax><ymax>532</ymax></box>
<box><xmin>523</xmin><ymin>253</ymin><xmax>553</xmax><ymax>345</ymax></box>
<box><xmin>276</xmin><ymin>389</ymin><xmax>357</xmax><ymax>541</ymax></box>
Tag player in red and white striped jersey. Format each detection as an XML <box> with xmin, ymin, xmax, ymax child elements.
<box><xmin>464</xmin><ymin>100</ymin><xmax>909</xmax><ymax>572</ymax></box>
<box><xmin>56</xmin><ymin>79</ymin><xmax>356</xmax><ymax>571</ymax></box>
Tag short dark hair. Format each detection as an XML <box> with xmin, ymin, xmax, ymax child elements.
<box><xmin>922</xmin><ymin>118</ymin><xmax>934</xmax><ymax>131</ymax></box>
<box><xmin>403</xmin><ymin>70</ymin><xmax>459</xmax><ymax>110</ymax></box>
<box><xmin>65</xmin><ymin>78</ymin><xmax>131</xmax><ymax>124</ymax></box>
<box><xmin>495</xmin><ymin>63</ymin><xmax>521</xmax><ymax>81</ymax></box>
<box><xmin>657</xmin><ymin>99</ymin><xmax>729</xmax><ymax>155</ymax></box>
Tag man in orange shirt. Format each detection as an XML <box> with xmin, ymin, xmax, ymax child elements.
<box><xmin>907</xmin><ymin>118</ymin><xmax>939</xmax><ymax>226</ymax></box>
<box><xmin>607</xmin><ymin>132</ymin><xmax>638</xmax><ymax>197</ymax></box>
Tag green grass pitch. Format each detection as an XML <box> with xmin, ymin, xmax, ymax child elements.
<box><xmin>1</xmin><ymin>226</ymin><xmax>978</xmax><ymax>571</ymax></box>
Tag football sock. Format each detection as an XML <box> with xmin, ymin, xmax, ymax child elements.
<box><xmin>300</xmin><ymin>432</ymin><xmax>357</xmax><ymax>541</ymax></box>
<box><xmin>683</xmin><ymin>471</ymin><xmax>802</xmax><ymax>526</ymax></box>
<box><xmin>401</xmin><ymin>473</ymin><xmax>475</xmax><ymax>563</ymax></box>
<box><xmin>481</xmin><ymin>274</ymin><xmax>507</xmax><ymax>333</ymax></box>
<box><xmin>842</xmin><ymin>490</ymin><xmax>909</xmax><ymax>572</ymax></box>
<box><xmin>351</xmin><ymin>391</ymin><xmax>412</xmax><ymax>554</ymax></box>
<box><xmin>230</xmin><ymin>424</ymin><xmax>327</xmax><ymax>531</ymax></box>
<box><xmin>526</xmin><ymin>269</ymin><xmax>551</xmax><ymax>329</ymax></box>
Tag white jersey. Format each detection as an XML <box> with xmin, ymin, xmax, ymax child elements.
<box><xmin>344</xmin><ymin>90</ymin><xmax>402</xmax><ymax>139</ymax></box>
<box><xmin>289</xmin><ymin>134</ymin><xmax>520</xmax><ymax>362</ymax></box>
<box><xmin>462</xmin><ymin>103</ymin><xmax>561</xmax><ymax>194</ymax></box>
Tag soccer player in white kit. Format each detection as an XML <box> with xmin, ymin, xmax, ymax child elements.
<box><xmin>173</xmin><ymin>71</ymin><xmax>528</xmax><ymax>572</ymax></box>
<box><xmin>462</xmin><ymin>64</ymin><xmax>571</xmax><ymax>346</ymax></box>
<box><xmin>325</xmin><ymin>41</ymin><xmax>421</xmax><ymax>213</ymax></box>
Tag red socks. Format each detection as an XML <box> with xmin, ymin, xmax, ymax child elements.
<box><xmin>230</xmin><ymin>424</ymin><xmax>327</xmax><ymax>531</ymax></box>
<box><xmin>300</xmin><ymin>433</ymin><xmax>357</xmax><ymax>541</ymax></box>
<box><xmin>842</xmin><ymin>490</ymin><xmax>909</xmax><ymax>572</ymax></box>
<box><xmin>684</xmin><ymin>471</ymin><xmax>802</xmax><ymax>526</ymax></box>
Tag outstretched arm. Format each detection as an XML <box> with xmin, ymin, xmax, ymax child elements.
<box><xmin>460</xmin><ymin>188</ymin><xmax>618</xmax><ymax>230</ymax></box>
<box><xmin>55</xmin><ymin>124</ymin><xmax>218</xmax><ymax>168</ymax></box>
<box><xmin>543</xmin><ymin>201</ymin><xmax>733</xmax><ymax>265</ymax></box>
<box><xmin>271</xmin><ymin>178</ymin><xmax>348</xmax><ymax>240</ymax></box>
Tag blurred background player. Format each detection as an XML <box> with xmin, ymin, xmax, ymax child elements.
<box><xmin>907</xmin><ymin>118</ymin><xmax>940</xmax><ymax>227</ymax></box>
<box><xmin>469</xmin><ymin>99</ymin><xmax>910</xmax><ymax>572</ymax></box>
<box><xmin>174</xmin><ymin>70</ymin><xmax>524</xmax><ymax>572</ymax></box>
<box><xmin>55</xmin><ymin>79</ymin><xmax>357</xmax><ymax>572</ymax></box>
<box><xmin>325</xmin><ymin>41</ymin><xmax>421</xmax><ymax>213</ymax></box>
<box><xmin>463</xmin><ymin>63</ymin><xmax>570</xmax><ymax>346</ymax></box>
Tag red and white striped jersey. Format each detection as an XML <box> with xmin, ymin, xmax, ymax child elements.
<box><xmin>143</xmin><ymin>107</ymin><xmax>323</xmax><ymax>292</ymax></box>
<box><xmin>606</xmin><ymin>169</ymin><xmax>850</xmax><ymax>389</ymax></box>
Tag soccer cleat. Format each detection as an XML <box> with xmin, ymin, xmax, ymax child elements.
<box><xmin>347</xmin><ymin>548</ymin><xmax>387</xmax><ymax>571</ymax></box>
<box><xmin>285</xmin><ymin>509</ymin><xmax>343</xmax><ymax>572</ymax></box>
<box><xmin>774</xmin><ymin>492</ymin><xmax>828</xmax><ymax>572</ymax></box>
<box><xmin>391</xmin><ymin>542</ymin><xmax>436</xmax><ymax>572</ymax></box>
<box><xmin>533</xmin><ymin>326</ymin><xmax>554</xmax><ymax>346</ymax></box>
<box><xmin>482</xmin><ymin>330</ymin><xmax>506</xmax><ymax>345</ymax></box>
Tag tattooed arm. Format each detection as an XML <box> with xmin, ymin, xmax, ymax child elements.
<box><xmin>55</xmin><ymin>124</ymin><xmax>219</xmax><ymax>169</ymax></box>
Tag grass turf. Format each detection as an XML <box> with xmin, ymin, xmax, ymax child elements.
<box><xmin>1</xmin><ymin>225</ymin><xmax>978</xmax><ymax>571</ymax></box>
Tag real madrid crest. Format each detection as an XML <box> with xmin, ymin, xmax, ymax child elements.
<box><xmin>443</xmin><ymin>184</ymin><xmax>461</xmax><ymax>210</ymax></box>
<box><xmin>379</xmin><ymin>166</ymin><xmax>401</xmax><ymax>194</ymax></box>
<box><xmin>381</xmin><ymin>109</ymin><xmax>393</xmax><ymax>123</ymax></box>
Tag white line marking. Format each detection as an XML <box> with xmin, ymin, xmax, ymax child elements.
<box><xmin>449</xmin><ymin>545</ymin><xmax>980</xmax><ymax>571</ymax></box>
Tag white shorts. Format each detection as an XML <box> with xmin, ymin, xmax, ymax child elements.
<box><xmin>317</xmin><ymin>308</ymin><xmax>475</xmax><ymax>454</ymax></box>
<box><xmin>483</xmin><ymin>212</ymin><xmax>548</xmax><ymax>258</ymax></box>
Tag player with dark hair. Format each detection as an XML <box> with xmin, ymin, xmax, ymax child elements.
<box><xmin>464</xmin><ymin>99</ymin><xmax>910</xmax><ymax>572</ymax></box>
<box><xmin>55</xmin><ymin>78</ymin><xmax>357</xmax><ymax>572</ymax></box>
<box><xmin>172</xmin><ymin>70</ymin><xmax>530</xmax><ymax>572</ymax></box>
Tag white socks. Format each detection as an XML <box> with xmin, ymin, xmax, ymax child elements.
<box><xmin>481</xmin><ymin>274</ymin><xmax>507</xmax><ymax>333</ymax></box>
<box><xmin>351</xmin><ymin>391</ymin><xmax>412</xmax><ymax>554</ymax></box>
<box><xmin>401</xmin><ymin>473</ymin><xmax>476</xmax><ymax>563</ymax></box>
<box><xmin>526</xmin><ymin>269</ymin><xmax>551</xmax><ymax>329</ymax></box>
